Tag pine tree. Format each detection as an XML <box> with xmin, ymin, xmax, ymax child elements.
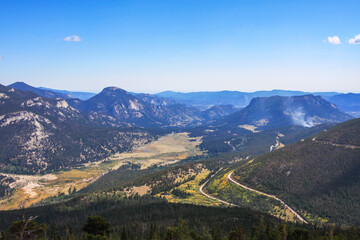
<box><xmin>83</xmin><ymin>216</ymin><xmax>110</xmax><ymax>236</ymax></box>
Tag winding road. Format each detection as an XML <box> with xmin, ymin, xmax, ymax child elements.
<box><xmin>198</xmin><ymin>136</ymin><xmax>358</xmax><ymax>224</ymax></box>
<box><xmin>225</xmin><ymin>141</ymin><xmax>236</xmax><ymax>151</ymax></box>
<box><xmin>313</xmin><ymin>138</ymin><xmax>360</xmax><ymax>149</ymax></box>
<box><xmin>199</xmin><ymin>168</ymin><xmax>238</xmax><ymax>207</ymax></box>
<box><xmin>227</xmin><ymin>171</ymin><xmax>308</xmax><ymax>224</ymax></box>
<box><xmin>198</xmin><ymin>168</ymin><xmax>308</xmax><ymax>223</ymax></box>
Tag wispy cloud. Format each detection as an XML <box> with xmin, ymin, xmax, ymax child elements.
<box><xmin>0</xmin><ymin>55</ymin><xmax>3</xmax><ymax>60</ymax></box>
<box><xmin>349</xmin><ymin>34</ymin><xmax>360</xmax><ymax>44</ymax></box>
<box><xmin>63</xmin><ymin>35</ymin><xmax>82</xmax><ymax>42</ymax></box>
<box><xmin>327</xmin><ymin>36</ymin><xmax>341</xmax><ymax>45</ymax></box>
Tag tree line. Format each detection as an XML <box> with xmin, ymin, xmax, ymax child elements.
<box><xmin>1</xmin><ymin>215</ymin><xmax>359</xmax><ymax>240</ymax></box>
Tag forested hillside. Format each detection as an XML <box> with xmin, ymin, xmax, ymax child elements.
<box><xmin>233</xmin><ymin>118</ymin><xmax>360</xmax><ymax>225</ymax></box>
<box><xmin>1</xmin><ymin>195</ymin><xmax>359</xmax><ymax>239</ymax></box>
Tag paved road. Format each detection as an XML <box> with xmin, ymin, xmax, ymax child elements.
<box><xmin>227</xmin><ymin>171</ymin><xmax>308</xmax><ymax>224</ymax></box>
<box><xmin>225</xmin><ymin>141</ymin><xmax>236</xmax><ymax>151</ymax></box>
<box><xmin>199</xmin><ymin>168</ymin><xmax>238</xmax><ymax>207</ymax></box>
<box><xmin>313</xmin><ymin>138</ymin><xmax>360</xmax><ymax>149</ymax></box>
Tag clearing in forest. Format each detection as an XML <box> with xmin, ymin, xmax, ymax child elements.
<box><xmin>156</xmin><ymin>169</ymin><xmax>223</xmax><ymax>207</ymax></box>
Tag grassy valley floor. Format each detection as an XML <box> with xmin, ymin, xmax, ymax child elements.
<box><xmin>0</xmin><ymin>133</ymin><xmax>203</xmax><ymax>210</ymax></box>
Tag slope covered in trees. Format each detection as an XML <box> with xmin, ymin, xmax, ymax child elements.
<box><xmin>1</xmin><ymin>195</ymin><xmax>359</xmax><ymax>239</ymax></box>
<box><xmin>233</xmin><ymin>118</ymin><xmax>360</xmax><ymax>225</ymax></box>
<box><xmin>0</xmin><ymin>195</ymin><xmax>281</xmax><ymax>236</ymax></box>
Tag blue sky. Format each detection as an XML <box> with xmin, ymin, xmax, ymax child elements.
<box><xmin>0</xmin><ymin>0</ymin><xmax>359</xmax><ymax>93</ymax></box>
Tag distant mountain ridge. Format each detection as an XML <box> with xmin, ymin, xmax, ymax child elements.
<box><xmin>6</xmin><ymin>81</ymin><xmax>357</xmax><ymax>129</ymax></box>
<box><xmin>68</xmin><ymin>86</ymin><xmax>204</xmax><ymax>128</ymax></box>
<box><xmin>8</xmin><ymin>81</ymin><xmax>360</xmax><ymax>117</ymax></box>
<box><xmin>201</xmin><ymin>104</ymin><xmax>238</xmax><ymax>120</ymax></box>
<box><xmin>214</xmin><ymin>95</ymin><xmax>352</xmax><ymax>130</ymax></box>
<box><xmin>8</xmin><ymin>82</ymin><xmax>73</xmax><ymax>99</ymax></box>
<box><xmin>38</xmin><ymin>87</ymin><xmax>96</xmax><ymax>100</ymax></box>
<box><xmin>156</xmin><ymin>89</ymin><xmax>340</xmax><ymax>108</ymax></box>
<box><xmin>327</xmin><ymin>93</ymin><xmax>360</xmax><ymax>117</ymax></box>
<box><xmin>8</xmin><ymin>82</ymin><xmax>241</xmax><ymax>127</ymax></box>
<box><xmin>188</xmin><ymin>95</ymin><xmax>350</xmax><ymax>155</ymax></box>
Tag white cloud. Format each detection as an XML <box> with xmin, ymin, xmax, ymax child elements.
<box><xmin>349</xmin><ymin>34</ymin><xmax>360</xmax><ymax>44</ymax></box>
<box><xmin>327</xmin><ymin>36</ymin><xmax>341</xmax><ymax>45</ymax></box>
<box><xmin>63</xmin><ymin>35</ymin><xmax>82</xmax><ymax>42</ymax></box>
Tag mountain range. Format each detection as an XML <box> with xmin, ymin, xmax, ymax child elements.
<box><xmin>156</xmin><ymin>89</ymin><xmax>340</xmax><ymax>108</ymax></box>
<box><xmin>38</xmin><ymin>87</ymin><xmax>97</xmax><ymax>100</ymax></box>
<box><xmin>0</xmin><ymin>84</ymin><xmax>154</xmax><ymax>174</ymax></box>
<box><xmin>8</xmin><ymin>82</ymin><xmax>360</xmax><ymax>117</ymax></box>
<box><xmin>8</xmin><ymin>82</ymin><xmax>241</xmax><ymax>128</ymax></box>
<box><xmin>215</xmin><ymin>94</ymin><xmax>352</xmax><ymax>130</ymax></box>
<box><xmin>187</xmin><ymin>94</ymin><xmax>351</xmax><ymax>155</ymax></box>
<box><xmin>327</xmin><ymin>93</ymin><xmax>360</xmax><ymax>117</ymax></box>
<box><xmin>8</xmin><ymin>82</ymin><xmax>73</xmax><ymax>99</ymax></box>
<box><xmin>2</xmin><ymin>82</ymin><xmax>354</xmax><ymax>174</ymax></box>
<box><xmin>68</xmin><ymin>86</ymin><xmax>203</xmax><ymax>128</ymax></box>
<box><xmin>1</xmin><ymin>80</ymin><xmax>360</xmax><ymax>233</ymax></box>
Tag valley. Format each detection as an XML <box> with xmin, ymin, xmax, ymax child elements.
<box><xmin>0</xmin><ymin>81</ymin><xmax>359</xmax><ymax>239</ymax></box>
<box><xmin>2</xmin><ymin>2</ymin><xmax>359</xmax><ymax>238</ymax></box>
<box><xmin>0</xmin><ymin>132</ymin><xmax>203</xmax><ymax>210</ymax></box>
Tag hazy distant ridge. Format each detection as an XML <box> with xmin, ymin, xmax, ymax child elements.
<box><xmin>156</xmin><ymin>90</ymin><xmax>340</xmax><ymax>108</ymax></box>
